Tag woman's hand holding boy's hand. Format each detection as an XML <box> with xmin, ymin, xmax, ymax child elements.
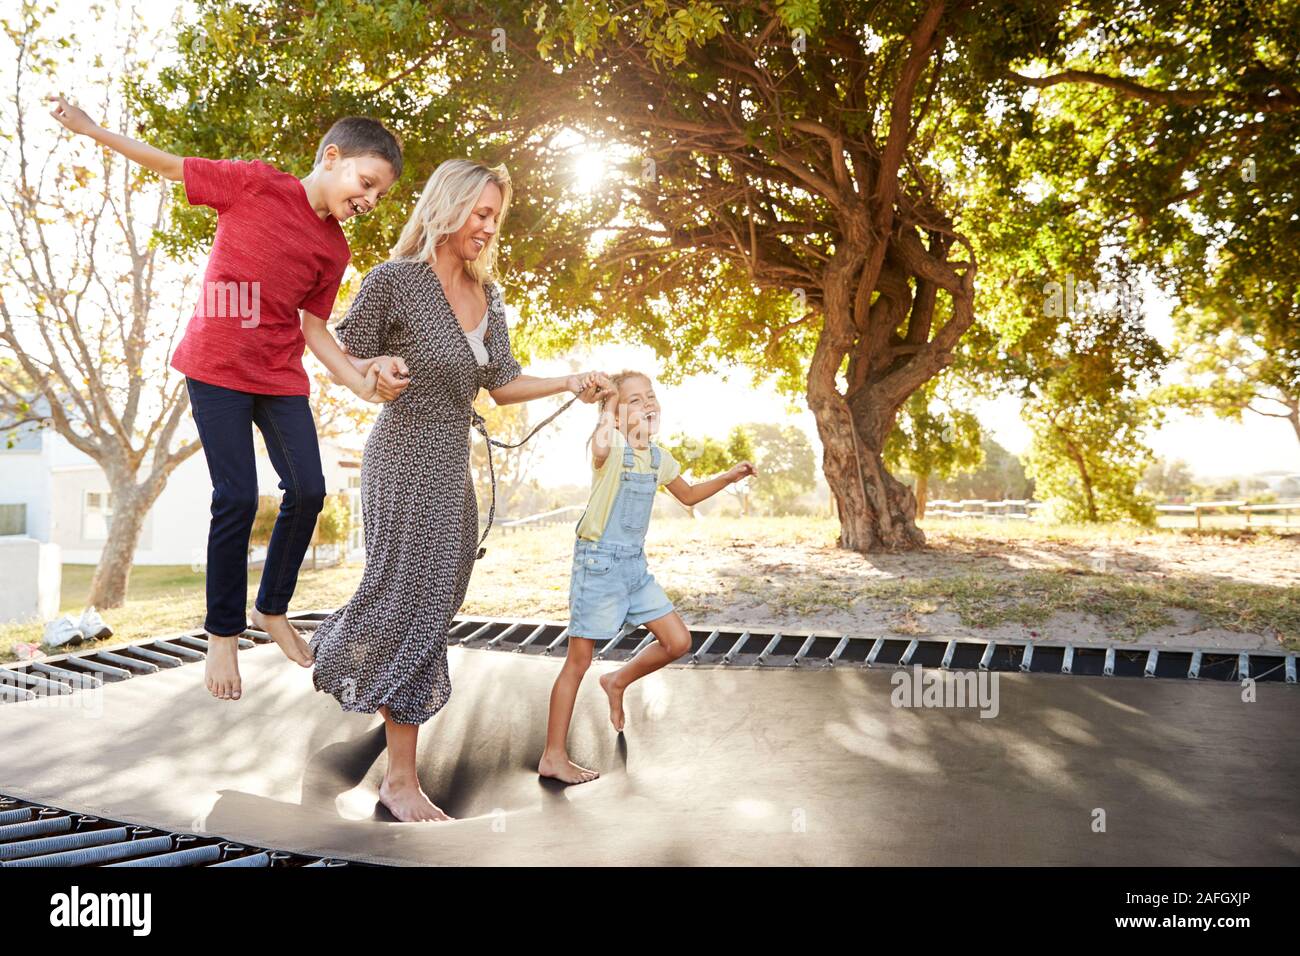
<box><xmin>373</xmin><ymin>355</ymin><xmax>410</xmax><ymax>402</ymax></box>
<box><xmin>727</xmin><ymin>461</ymin><xmax>757</xmax><ymax>483</ymax></box>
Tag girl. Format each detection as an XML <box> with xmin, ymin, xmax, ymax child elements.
<box><xmin>538</xmin><ymin>371</ymin><xmax>756</xmax><ymax>784</ymax></box>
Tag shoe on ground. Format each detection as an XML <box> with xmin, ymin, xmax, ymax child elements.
<box><xmin>43</xmin><ymin>615</ymin><xmax>85</xmax><ymax>649</ymax></box>
<box><xmin>79</xmin><ymin>606</ymin><xmax>113</xmax><ymax>641</ymax></box>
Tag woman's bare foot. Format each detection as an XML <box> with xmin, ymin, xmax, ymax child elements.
<box><xmin>249</xmin><ymin>608</ymin><xmax>313</xmax><ymax>667</ymax></box>
<box><xmin>598</xmin><ymin>671</ymin><xmax>625</xmax><ymax>732</ymax></box>
<box><xmin>204</xmin><ymin>634</ymin><xmax>242</xmax><ymax>700</ymax></box>
<box><xmin>537</xmin><ymin>751</ymin><xmax>600</xmax><ymax>784</ymax></box>
<box><xmin>378</xmin><ymin>776</ymin><xmax>453</xmax><ymax>822</ymax></box>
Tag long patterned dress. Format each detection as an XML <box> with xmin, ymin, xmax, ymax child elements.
<box><xmin>309</xmin><ymin>259</ymin><xmax>521</xmax><ymax>725</ymax></box>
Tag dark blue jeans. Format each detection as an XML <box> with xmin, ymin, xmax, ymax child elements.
<box><xmin>186</xmin><ymin>378</ymin><xmax>326</xmax><ymax>637</ymax></box>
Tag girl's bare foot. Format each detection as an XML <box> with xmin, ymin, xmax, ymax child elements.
<box><xmin>204</xmin><ymin>634</ymin><xmax>242</xmax><ymax>700</ymax></box>
<box><xmin>249</xmin><ymin>608</ymin><xmax>313</xmax><ymax>667</ymax></box>
<box><xmin>378</xmin><ymin>776</ymin><xmax>453</xmax><ymax>822</ymax></box>
<box><xmin>598</xmin><ymin>671</ymin><xmax>625</xmax><ymax>732</ymax></box>
<box><xmin>537</xmin><ymin>751</ymin><xmax>600</xmax><ymax>784</ymax></box>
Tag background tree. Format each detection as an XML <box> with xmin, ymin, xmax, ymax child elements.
<box><xmin>469</xmin><ymin>392</ymin><xmax>548</xmax><ymax>521</ymax></box>
<box><xmin>928</xmin><ymin>434</ymin><xmax>1034</xmax><ymax>502</ymax></box>
<box><xmin>664</xmin><ymin>426</ymin><xmax>755</xmax><ymax>515</ymax></box>
<box><xmin>743</xmin><ymin>421</ymin><xmax>816</xmax><ymax>514</ymax></box>
<box><xmin>132</xmin><ymin>0</ymin><xmax>1299</xmax><ymax>546</ymax></box>
<box><xmin>884</xmin><ymin>379</ymin><xmax>982</xmax><ymax>517</ymax></box>
<box><xmin>0</xmin><ymin>5</ymin><xmax>202</xmax><ymax>607</ymax></box>
<box><xmin>1137</xmin><ymin>457</ymin><xmax>1195</xmax><ymax>503</ymax></box>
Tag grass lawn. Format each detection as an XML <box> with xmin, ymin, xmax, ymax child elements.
<box><xmin>2</xmin><ymin>515</ymin><xmax>1297</xmax><ymax>663</ymax></box>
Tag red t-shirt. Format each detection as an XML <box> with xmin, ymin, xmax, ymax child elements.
<box><xmin>170</xmin><ymin>157</ymin><xmax>351</xmax><ymax>396</ymax></box>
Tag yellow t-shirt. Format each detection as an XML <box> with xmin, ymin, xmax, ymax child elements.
<box><xmin>575</xmin><ymin>427</ymin><xmax>681</xmax><ymax>541</ymax></box>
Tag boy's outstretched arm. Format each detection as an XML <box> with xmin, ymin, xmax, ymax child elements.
<box><xmin>49</xmin><ymin>95</ymin><xmax>184</xmax><ymax>181</ymax></box>
<box><xmin>666</xmin><ymin>461</ymin><xmax>756</xmax><ymax>507</ymax></box>
<box><xmin>302</xmin><ymin>311</ymin><xmax>409</xmax><ymax>404</ymax></box>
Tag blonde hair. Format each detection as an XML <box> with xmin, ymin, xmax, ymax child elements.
<box><xmin>389</xmin><ymin>159</ymin><xmax>512</xmax><ymax>286</ymax></box>
<box><xmin>588</xmin><ymin>370</ymin><xmax>653</xmax><ymax>452</ymax></box>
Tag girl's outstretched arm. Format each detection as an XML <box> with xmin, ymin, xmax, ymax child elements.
<box><xmin>666</xmin><ymin>462</ymin><xmax>756</xmax><ymax>507</ymax></box>
<box><xmin>49</xmin><ymin>95</ymin><xmax>184</xmax><ymax>181</ymax></box>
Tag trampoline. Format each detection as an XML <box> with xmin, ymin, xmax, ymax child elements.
<box><xmin>0</xmin><ymin>617</ymin><xmax>1296</xmax><ymax>866</ymax></box>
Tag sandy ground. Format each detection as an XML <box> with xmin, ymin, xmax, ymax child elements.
<box><xmin>463</xmin><ymin>518</ymin><xmax>1300</xmax><ymax>652</ymax></box>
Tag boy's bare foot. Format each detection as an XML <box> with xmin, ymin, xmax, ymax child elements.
<box><xmin>204</xmin><ymin>634</ymin><xmax>242</xmax><ymax>700</ymax></box>
<box><xmin>249</xmin><ymin>608</ymin><xmax>313</xmax><ymax>667</ymax></box>
<box><xmin>537</xmin><ymin>752</ymin><xmax>600</xmax><ymax>784</ymax></box>
<box><xmin>378</xmin><ymin>776</ymin><xmax>453</xmax><ymax>822</ymax></box>
<box><xmin>599</xmin><ymin>671</ymin><xmax>626</xmax><ymax>732</ymax></box>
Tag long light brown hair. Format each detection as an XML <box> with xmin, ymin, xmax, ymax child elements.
<box><xmin>389</xmin><ymin>159</ymin><xmax>512</xmax><ymax>286</ymax></box>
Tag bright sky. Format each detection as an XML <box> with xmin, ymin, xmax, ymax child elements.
<box><xmin>12</xmin><ymin>0</ymin><xmax>1297</xmax><ymax>489</ymax></box>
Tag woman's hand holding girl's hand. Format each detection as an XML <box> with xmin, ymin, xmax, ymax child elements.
<box><xmin>727</xmin><ymin>461</ymin><xmax>757</xmax><ymax>483</ymax></box>
<box><xmin>568</xmin><ymin>371</ymin><xmax>612</xmax><ymax>403</ymax></box>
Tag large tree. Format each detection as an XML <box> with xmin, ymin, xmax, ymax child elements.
<box><xmin>134</xmin><ymin>0</ymin><xmax>1298</xmax><ymax>548</ymax></box>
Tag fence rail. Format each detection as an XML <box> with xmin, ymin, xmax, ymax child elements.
<box><xmin>922</xmin><ymin>497</ymin><xmax>1300</xmax><ymax>529</ymax></box>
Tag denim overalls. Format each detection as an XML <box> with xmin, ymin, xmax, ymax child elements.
<box><xmin>568</xmin><ymin>441</ymin><xmax>675</xmax><ymax>641</ymax></box>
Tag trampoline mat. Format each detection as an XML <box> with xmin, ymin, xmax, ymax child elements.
<box><xmin>1</xmin><ymin>642</ymin><xmax>1296</xmax><ymax>866</ymax></box>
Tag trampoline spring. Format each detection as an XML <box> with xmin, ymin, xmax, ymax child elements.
<box><xmin>483</xmin><ymin>623</ymin><xmax>523</xmax><ymax>649</ymax></box>
<box><xmin>596</xmin><ymin>625</ymin><xmax>633</xmax><ymax>660</ymax></box>
<box><xmin>793</xmin><ymin>635</ymin><xmax>816</xmax><ymax>666</ymax></box>
<box><xmin>0</xmin><ymin>807</ymin><xmax>34</xmax><ymax>826</ymax></box>
<box><xmin>446</xmin><ymin>619</ymin><xmax>476</xmax><ymax>640</ymax></box>
<box><xmin>32</xmin><ymin>662</ymin><xmax>102</xmax><ymax>689</ymax></box>
<box><xmin>4</xmin><ymin>833</ymin><xmax>173</xmax><ymax>867</ymax></box>
<box><xmin>304</xmin><ymin>858</ymin><xmax>349</xmax><ymax>867</ymax></box>
<box><xmin>1286</xmin><ymin>655</ymin><xmax>1296</xmax><ymax>685</ymax></box>
<box><xmin>92</xmin><ymin>651</ymin><xmax>159</xmax><ymax>674</ymax></box>
<box><xmin>510</xmin><ymin>624</ymin><xmax>549</xmax><ymax>652</ymax></box>
<box><xmin>1103</xmin><ymin>647</ymin><xmax>1116</xmax><ymax>676</ymax></box>
<box><xmin>544</xmin><ymin>628</ymin><xmax>570</xmax><ymax>655</ymax></box>
<box><xmin>979</xmin><ymin>641</ymin><xmax>996</xmax><ymax>671</ymax></box>
<box><xmin>1237</xmin><ymin>653</ymin><xmax>1250</xmax><ymax>681</ymax></box>
<box><xmin>756</xmin><ymin>632</ymin><xmax>783</xmax><ymax>665</ymax></box>
<box><xmin>1143</xmin><ymin>650</ymin><xmax>1159</xmax><ymax>678</ymax></box>
<box><xmin>0</xmin><ymin>826</ymin><xmax>129</xmax><ymax>862</ymax></box>
<box><xmin>106</xmin><ymin>842</ymin><xmax>224</xmax><ymax>867</ymax></box>
<box><xmin>1019</xmin><ymin>643</ymin><xmax>1034</xmax><ymax>673</ymax></box>
<box><xmin>899</xmin><ymin>639</ymin><xmax>919</xmax><ymax>667</ymax></box>
<box><xmin>116</xmin><ymin>645</ymin><xmax>185</xmax><ymax>668</ymax></box>
<box><xmin>940</xmin><ymin>640</ymin><xmax>957</xmax><ymax>670</ymax></box>
<box><xmin>151</xmin><ymin>639</ymin><xmax>204</xmax><ymax>661</ymax></box>
<box><xmin>0</xmin><ymin>684</ymin><xmax>36</xmax><ymax>703</ymax></box>
<box><xmin>722</xmin><ymin>631</ymin><xmax>750</xmax><ymax>665</ymax></box>
<box><xmin>827</xmin><ymin>636</ymin><xmax>849</xmax><ymax>666</ymax></box>
<box><xmin>455</xmin><ymin>622</ymin><xmax>496</xmax><ymax>646</ymax></box>
<box><xmin>1188</xmin><ymin>651</ymin><xmax>1202</xmax><ymax>680</ymax></box>
<box><xmin>0</xmin><ymin>814</ymin><xmax>73</xmax><ymax>841</ymax></box>
<box><xmin>691</xmin><ymin>629</ymin><xmax>721</xmax><ymax>663</ymax></box>
<box><xmin>1062</xmin><ymin>646</ymin><xmax>1074</xmax><ymax>675</ymax></box>
<box><xmin>515</xmin><ymin>624</ymin><xmax>554</xmax><ymax>652</ymax></box>
<box><xmin>630</xmin><ymin>632</ymin><xmax>657</xmax><ymax>656</ymax></box>
<box><xmin>210</xmin><ymin>851</ymin><xmax>271</xmax><ymax>868</ymax></box>
<box><xmin>7</xmin><ymin>671</ymin><xmax>72</xmax><ymax>695</ymax></box>
<box><xmin>864</xmin><ymin>638</ymin><xmax>885</xmax><ymax>668</ymax></box>
<box><xmin>59</xmin><ymin>656</ymin><xmax>131</xmax><ymax>681</ymax></box>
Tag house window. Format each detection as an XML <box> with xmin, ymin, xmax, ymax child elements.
<box><xmin>83</xmin><ymin>491</ymin><xmax>113</xmax><ymax>541</ymax></box>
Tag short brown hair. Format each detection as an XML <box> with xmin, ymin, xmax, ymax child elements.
<box><xmin>314</xmin><ymin>117</ymin><xmax>403</xmax><ymax>178</ymax></box>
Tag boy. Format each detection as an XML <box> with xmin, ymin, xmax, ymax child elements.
<box><xmin>50</xmin><ymin>96</ymin><xmax>409</xmax><ymax>701</ymax></box>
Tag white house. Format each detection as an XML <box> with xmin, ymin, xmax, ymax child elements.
<box><xmin>0</xmin><ymin>420</ymin><xmax>364</xmax><ymax>566</ymax></box>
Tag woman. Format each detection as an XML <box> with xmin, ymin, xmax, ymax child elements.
<box><xmin>309</xmin><ymin>159</ymin><xmax>608</xmax><ymax>822</ymax></box>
